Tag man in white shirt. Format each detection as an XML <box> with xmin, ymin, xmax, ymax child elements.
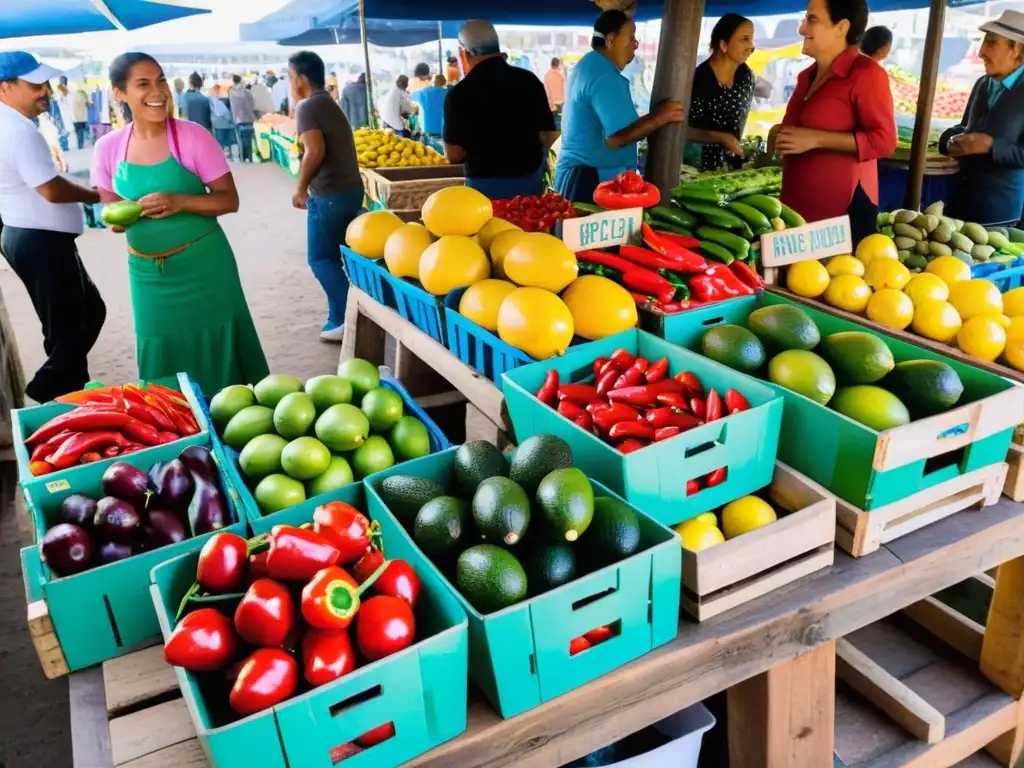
<box><xmin>0</xmin><ymin>52</ymin><xmax>105</xmax><ymax>402</ymax></box>
<box><xmin>380</xmin><ymin>75</ymin><xmax>418</xmax><ymax>137</ymax></box>
<box><xmin>250</xmin><ymin>77</ymin><xmax>275</xmax><ymax>117</ymax></box>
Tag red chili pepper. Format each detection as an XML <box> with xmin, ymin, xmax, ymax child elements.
<box><xmin>590</xmin><ymin>402</ymin><xmax>640</xmax><ymax>434</ymax></box>
<box><xmin>265</xmin><ymin>525</ymin><xmax>341</xmax><ymax>582</ymax></box>
<box><xmin>164</xmin><ymin>608</ymin><xmax>239</xmax><ymax>673</ymax></box>
<box><xmin>301</xmin><ymin>565</ymin><xmax>361</xmax><ymax>630</ymax></box>
<box><xmin>229</xmin><ymin>648</ymin><xmax>298</xmax><ymax>717</ymax></box>
<box><xmin>577</xmin><ymin>249</ymin><xmax>650</xmax><ymax>276</ymax></box>
<box><xmin>356</xmin><ymin>723</ymin><xmax>396</xmax><ymax>748</ymax></box>
<box><xmin>613</xmin><ymin>365</ymin><xmax>645</xmax><ymax>390</ymax></box>
<box><xmin>556</xmin><ymin>399</ymin><xmax>588</xmax><ymax>421</ymax></box>
<box><xmin>652</xmin><ymin>229</ymin><xmax>702</xmax><ymax>251</ymax></box>
<box><xmin>535</xmin><ymin>370</ymin><xmax>559</xmax><ymax>407</ymax></box>
<box><xmin>730</xmin><ymin>260</ymin><xmax>766</xmax><ymax>290</ymax></box>
<box><xmin>302</xmin><ymin>627</ymin><xmax>356</xmax><ymax>687</ymax></box>
<box><xmin>30</xmin><ymin>441</ymin><xmax>56</xmax><ymax>462</ymax></box>
<box><xmin>656</xmin><ymin>392</ymin><xmax>689</xmax><ymax>410</ymax></box>
<box><xmin>79</xmin><ymin>451</ymin><xmax>102</xmax><ymax>464</ymax></box>
<box><xmin>122</xmin><ymin>418</ymin><xmax>161</xmax><ymax>446</ymax></box>
<box><xmin>198</xmin><ymin>532</ymin><xmax>248</xmax><ymax>593</ymax></box>
<box><xmin>608</xmin><ymin>386</ymin><xmax>656</xmax><ymax>408</ymax></box>
<box><xmin>592</xmin><ymin>357</ymin><xmax>609</xmax><ymax>378</ymax></box>
<box><xmin>48</xmin><ymin>430</ymin><xmax>128</xmax><ymax>469</ymax></box>
<box><xmin>313</xmin><ymin>502</ymin><xmax>372</xmax><ymax>565</ymax></box>
<box><xmin>608</xmin><ymin>420</ymin><xmax>656</xmax><ymax>441</ymax></box>
<box><xmin>641</xmin><ymin>222</ymin><xmax>707</xmax><ymax>272</ymax></box>
<box><xmin>595</xmin><ymin>368</ymin><xmax>619</xmax><ymax>398</ymax></box>
<box><xmin>146</xmin><ymin>393</ymin><xmax>195</xmax><ymax>435</ymax></box>
<box><xmin>691</xmin><ymin>398</ymin><xmax>707</xmax><ymax>419</ymax></box>
<box><xmin>25</xmin><ymin>409</ymin><xmax>132</xmax><ymax>445</ymax></box>
<box><xmin>55</xmin><ymin>385</ymin><xmax>124</xmax><ymax>406</ymax></box>
<box><xmin>585</xmin><ymin>625</ymin><xmax>616</xmax><ymax>644</ymax></box>
<box><xmin>645</xmin><ymin>357</ymin><xmax>669</xmax><ymax>383</ymax></box>
<box><xmin>574</xmin><ymin>412</ymin><xmax>594</xmax><ymax>432</ymax></box>
<box><xmin>621</xmin><ymin>269</ymin><xmax>675</xmax><ymax>304</ymax></box>
<box><xmin>633</xmin><ymin>358</ymin><xmax>649</xmax><ymax>373</ymax></box>
<box><xmin>654</xmin><ymin>426</ymin><xmax>681</xmax><ymax>441</ymax></box>
<box><xmin>146</xmin><ymin>382</ymin><xmax>192</xmax><ymax>411</ymax></box>
<box><xmin>725</xmin><ymin>389</ymin><xmax>752</xmax><ymax>414</ymax></box>
<box><xmin>618</xmin><ymin>245</ymin><xmax>682</xmax><ymax>272</ymax></box>
<box><xmin>355</xmin><ymin>595</ymin><xmax>416</xmax><ymax>662</ymax></box>
<box><xmin>647</xmin><ymin>378</ymin><xmax>686</xmax><ymax>395</ymax></box>
<box><xmin>688</xmin><ymin>275</ymin><xmax>728</xmax><ymax>303</ymax></box>
<box><xmin>706</xmin><ymin>467</ymin><xmax>728</xmax><ymax>487</ymax></box>
<box><xmin>569</xmin><ymin>635</ymin><xmax>592</xmax><ymax>656</ymax></box>
<box><xmin>676</xmin><ymin>372</ymin><xmax>705</xmax><ymax>397</ymax></box>
<box><xmin>616</xmin><ymin>439</ymin><xmax>648</xmax><ymax>454</ymax></box>
<box><xmin>156</xmin><ymin>430</ymin><xmax>179</xmax><ymax>444</ymax></box>
<box><xmin>101</xmin><ymin>445</ymin><xmax>121</xmax><ymax>458</ymax></box>
<box><xmin>706</xmin><ymin>264</ymin><xmax>754</xmax><ymax>296</ymax></box>
<box><xmin>687</xmin><ymin>478</ymin><xmax>702</xmax><ymax>496</ymax></box>
<box><xmin>124</xmin><ymin>399</ymin><xmax>174</xmax><ymax>432</ymax></box>
<box><xmin>234</xmin><ymin>578</ymin><xmax>295</xmax><ymax>646</ymax></box>
<box><xmin>657</xmin><ymin>300</ymin><xmax>698</xmax><ymax>314</ymax></box>
<box><xmin>706</xmin><ymin>389</ymin><xmax>723</xmax><ymax>422</ymax></box>
<box><xmin>608</xmin><ymin>348</ymin><xmax>636</xmax><ymax>372</ymax></box>
<box><xmin>352</xmin><ymin>550</ymin><xmax>422</xmax><ymax>608</ymax></box>
<box><xmin>646</xmin><ymin>408</ymin><xmax>701</xmax><ymax>430</ymax></box>
<box><xmin>557</xmin><ymin>383</ymin><xmax>599</xmax><ymax>406</ymax></box>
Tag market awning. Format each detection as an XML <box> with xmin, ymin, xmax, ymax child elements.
<box><xmin>240</xmin><ymin>0</ymin><xmax>356</xmax><ymax>42</ymax></box>
<box><xmin>0</xmin><ymin>0</ymin><xmax>209</xmax><ymax>38</ymax></box>
<box><xmin>278</xmin><ymin>17</ymin><xmax>461</xmax><ymax>48</ymax></box>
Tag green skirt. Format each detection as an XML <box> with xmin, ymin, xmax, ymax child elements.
<box><xmin>128</xmin><ymin>227</ymin><xmax>269</xmax><ymax>394</ymax></box>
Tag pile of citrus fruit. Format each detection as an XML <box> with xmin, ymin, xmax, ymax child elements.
<box><xmin>353</xmin><ymin>128</ymin><xmax>446</xmax><ymax>168</ymax></box>
<box><xmin>785</xmin><ymin>234</ymin><xmax>1024</xmax><ymax>370</ymax></box>
<box><xmin>672</xmin><ymin>495</ymin><xmax>778</xmax><ymax>552</ymax></box>
<box><xmin>344</xmin><ymin>187</ymin><xmax>638</xmax><ymax>360</ymax></box>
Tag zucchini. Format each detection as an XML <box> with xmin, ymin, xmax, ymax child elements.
<box><xmin>648</xmin><ymin>204</ymin><xmax>698</xmax><ymax>229</ymax></box>
<box><xmin>572</xmin><ymin>202</ymin><xmax>604</xmax><ymax>216</ymax></box>
<box><xmin>698</xmin><ymin>240</ymin><xmax>736</xmax><ymax>264</ymax></box>
<box><xmin>680</xmin><ymin>200</ymin><xmax>748</xmax><ymax>231</ymax></box>
<box><xmin>739</xmin><ymin>194</ymin><xmax>783</xmax><ymax>219</ymax></box>
<box><xmin>697</xmin><ymin>226</ymin><xmax>750</xmax><ymax>258</ymax></box>
<box><xmin>778</xmin><ymin>204</ymin><xmax>806</xmax><ymax>228</ymax></box>
<box><xmin>726</xmin><ymin>201</ymin><xmax>772</xmax><ymax>235</ymax></box>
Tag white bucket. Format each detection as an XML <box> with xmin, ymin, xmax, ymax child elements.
<box><xmin>603</xmin><ymin>703</ymin><xmax>716</xmax><ymax>768</ymax></box>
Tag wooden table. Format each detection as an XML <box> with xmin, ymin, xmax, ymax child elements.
<box><xmin>69</xmin><ymin>497</ymin><xmax>1024</xmax><ymax>767</ymax></box>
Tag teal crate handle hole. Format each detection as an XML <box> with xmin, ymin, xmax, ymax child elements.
<box><xmin>923</xmin><ymin>446</ymin><xmax>967</xmax><ymax>478</ymax></box>
<box><xmin>683</xmin><ymin>440</ymin><xmax>719</xmax><ymax>460</ymax></box>
<box><xmin>937</xmin><ymin>422</ymin><xmax>970</xmax><ymax>440</ymax></box>
<box><xmin>103</xmin><ymin>594</ymin><xmax>123</xmax><ymax>647</ymax></box>
<box><xmin>328</xmin><ymin>683</ymin><xmax>383</xmax><ymax>718</ymax></box>
<box><xmin>699</xmin><ymin>315</ymin><xmax>727</xmax><ymax>327</ymax></box>
<box><xmin>571</xmin><ymin>585</ymin><xmax>617</xmax><ymax>612</ymax></box>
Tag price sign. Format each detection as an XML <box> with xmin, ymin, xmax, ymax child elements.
<box><xmin>561</xmin><ymin>207</ymin><xmax>642</xmax><ymax>252</ymax></box>
<box><xmin>760</xmin><ymin>215</ymin><xmax>853</xmax><ymax>268</ymax></box>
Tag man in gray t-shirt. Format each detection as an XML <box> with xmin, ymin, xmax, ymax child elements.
<box><xmin>289</xmin><ymin>51</ymin><xmax>365</xmax><ymax>342</ymax></box>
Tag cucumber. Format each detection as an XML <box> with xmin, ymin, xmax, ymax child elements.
<box><xmin>778</xmin><ymin>204</ymin><xmax>806</xmax><ymax>228</ymax></box>
<box><xmin>572</xmin><ymin>202</ymin><xmax>604</xmax><ymax>215</ymax></box>
<box><xmin>698</xmin><ymin>240</ymin><xmax>736</xmax><ymax>264</ymax></box>
<box><xmin>648</xmin><ymin>204</ymin><xmax>698</xmax><ymax>229</ymax></box>
<box><xmin>1008</xmin><ymin>228</ymin><xmax>1024</xmax><ymax>244</ymax></box>
<box><xmin>648</xmin><ymin>219</ymin><xmax>695</xmax><ymax>238</ymax></box>
<box><xmin>680</xmin><ymin>200</ymin><xmax>748</xmax><ymax>231</ymax></box>
<box><xmin>697</xmin><ymin>226</ymin><xmax>750</xmax><ymax>258</ymax></box>
<box><xmin>726</xmin><ymin>201</ymin><xmax>772</xmax><ymax>235</ymax></box>
<box><xmin>740</xmin><ymin>194</ymin><xmax>783</xmax><ymax>219</ymax></box>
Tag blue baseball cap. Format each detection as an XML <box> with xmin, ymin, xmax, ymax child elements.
<box><xmin>0</xmin><ymin>52</ymin><xmax>63</xmax><ymax>84</ymax></box>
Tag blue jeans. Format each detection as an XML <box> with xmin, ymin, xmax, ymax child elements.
<box><xmin>307</xmin><ymin>190</ymin><xmax>364</xmax><ymax>328</ymax></box>
<box><xmin>236</xmin><ymin>123</ymin><xmax>254</xmax><ymax>162</ymax></box>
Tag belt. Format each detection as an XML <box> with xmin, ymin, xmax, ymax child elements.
<box><xmin>127</xmin><ymin>226</ymin><xmax>216</xmax><ymax>259</ymax></box>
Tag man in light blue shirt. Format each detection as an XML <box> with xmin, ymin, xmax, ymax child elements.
<box><xmin>412</xmin><ymin>74</ymin><xmax>447</xmax><ymax>151</ymax></box>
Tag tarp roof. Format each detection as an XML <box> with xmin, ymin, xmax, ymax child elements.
<box><xmin>240</xmin><ymin>0</ymin><xmax>354</xmax><ymax>42</ymax></box>
<box><xmin>279</xmin><ymin>17</ymin><xmax>461</xmax><ymax>48</ymax></box>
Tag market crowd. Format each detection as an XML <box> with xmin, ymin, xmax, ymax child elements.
<box><xmin>0</xmin><ymin>1</ymin><xmax>1021</xmax><ymax>408</ymax></box>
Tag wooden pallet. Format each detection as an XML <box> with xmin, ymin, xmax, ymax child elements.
<box><xmin>836</xmin><ymin>463</ymin><xmax>1008</xmax><ymax>557</ymax></box>
<box><xmin>681</xmin><ymin>462</ymin><xmax>836</xmax><ymax>621</ymax></box>
<box><xmin>1002</xmin><ymin>443</ymin><xmax>1024</xmax><ymax>502</ymax></box>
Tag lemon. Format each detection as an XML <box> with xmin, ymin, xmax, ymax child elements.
<box><xmin>786</xmin><ymin>260</ymin><xmax>830</xmax><ymax>298</ymax></box>
<box><xmin>995</xmin><ymin>315</ymin><xmax>1012</xmax><ymax>329</ymax></box>
<box><xmin>826</xmin><ymin>255</ymin><xmax>864</xmax><ymax>277</ymax></box>
<box><xmin>926</xmin><ymin>256</ymin><xmax>972</xmax><ymax>286</ymax></box>
<box><xmin>911</xmin><ymin>299</ymin><xmax>962</xmax><ymax>342</ymax></box>
<box><xmin>824</xmin><ymin>274</ymin><xmax>872</xmax><ymax>313</ymax></box>
<box><xmin>948</xmin><ymin>278</ymin><xmax>1003</xmax><ymax>321</ymax></box>
<box><xmin>856</xmin><ymin>233</ymin><xmax>899</xmax><ymax>267</ymax></box>
<box><xmin>866</xmin><ymin>288</ymin><xmax>914</xmax><ymax>330</ymax></box>
<box><xmin>865</xmin><ymin>257</ymin><xmax>911</xmax><ymax>291</ymax></box>
<box><xmin>693</xmin><ymin>512</ymin><xmax>719</xmax><ymax>528</ymax></box>
<box><xmin>383</xmin><ymin>222</ymin><xmax>433</xmax><ymax>279</ymax></box>
<box><xmin>672</xmin><ymin>519</ymin><xmax>725</xmax><ymax>551</ymax></box>
<box><xmin>903</xmin><ymin>273</ymin><xmax>949</xmax><ymax>306</ymax></box>
<box><xmin>1008</xmin><ymin>316</ymin><xmax>1024</xmax><ymax>340</ymax></box>
<box><xmin>721</xmin><ymin>496</ymin><xmax>777</xmax><ymax>539</ymax></box>
<box><xmin>957</xmin><ymin>316</ymin><xmax>1006</xmax><ymax>361</ymax></box>
<box><xmin>422</xmin><ymin>186</ymin><xmax>493</xmax><ymax>237</ymax></box>
<box><xmin>458</xmin><ymin>279</ymin><xmax>518</xmax><ymax>332</ymax></box>
<box><xmin>1003</xmin><ymin>288</ymin><xmax>1024</xmax><ymax>317</ymax></box>
<box><xmin>344</xmin><ymin>210</ymin><xmax>404</xmax><ymax>258</ymax></box>
<box><xmin>1004</xmin><ymin>337</ymin><xmax>1024</xmax><ymax>371</ymax></box>
<box><xmin>418</xmin><ymin>235</ymin><xmax>491</xmax><ymax>295</ymax></box>
<box><xmin>477</xmin><ymin>217</ymin><xmax>521</xmax><ymax>252</ymax></box>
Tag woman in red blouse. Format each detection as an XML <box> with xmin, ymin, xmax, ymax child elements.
<box><xmin>769</xmin><ymin>0</ymin><xmax>897</xmax><ymax>246</ymax></box>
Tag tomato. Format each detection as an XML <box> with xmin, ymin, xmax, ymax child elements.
<box><xmin>302</xmin><ymin>627</ymin><xmax>356</xmax><ymax>687</ymax></box>
<box><xmin>229</xmin><ymin>648</ymin><xmax>298</xmax><ymax>716</ymax></box>
<box><xmin>356</xmin><ymin>722</ymin><xmax>396</xmax><ymax>748</ymax></box>
<box><xmin>164</xmin><ymin>608</ymin><xmax>239</xmax><ymax>672</ymax></box>
<box><xmin>234</xmin><ymin>578</ymin><xmax>295</xmax><ymax>647</ymax></box>
<box><xmin>196</xmin><ymin>532</ymin><xmax>248</xmax><ymax>593</ymax></box>
<box><xmin>352</xmin><ymin>550</ymin><xmax>422</xmax><ymax>607</ymax></box>
<box><xmin>312</xmin><ymin>502</ymin><xmax>371</xmax><ymax>564</ymax></box>
<box><xmin>355</xmin><ymin>595</ymin><xmax>416</xmax><ymax>661</ymax></box>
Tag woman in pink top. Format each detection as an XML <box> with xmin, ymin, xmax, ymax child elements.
<box><xmin>92</xmin><ymin>53</ymin><xmax>267</xmax><ymax>393</ymax></box>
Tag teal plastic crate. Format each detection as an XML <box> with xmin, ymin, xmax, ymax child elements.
<box><xmin>215</xmin><ymin>376</ymin><xmax>451</xmax><ymax>534</ymax></box>
<box><xmin>365</xmin><ymin>447</ymin><xmax>682</xmax><ymax>719</ymax></box>
<box><xmin>149</xmin><ymin>481</ymin><xmax>468</xmax><ymax>768</ymax></box>
<box><xmin>20</xmin><ymin>441</ymin><xmax>247</xmax><ymax>672</ymax></box>
<box><xmin>637</xmin><ymin>296</ymin><xmax>752</xmax><ymax>338</ymax></box>
<box><xmin>341</xmin><ymin>247</ymin><xmax>397</xmax><ymax>310</ymax></box>
<box><xmin>502</xmin><ymin>329</ymin><xmax>783</xmax><ymax>526</ymax></box>
<box><xmin>662</xmin><ymin>292</ymin><xmax>1022</xmax><ymax>510</ymax></box>
<box><xmin>13</xmin><ymin>372</ymin><xmax>211</xmax><ymax>498</ymax></box>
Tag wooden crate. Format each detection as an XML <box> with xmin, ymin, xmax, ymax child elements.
<box><xmin>836</xmin><ymin>462</ymin><xmax>1007</xmax><ymax>557</ymax></box>
<box><xmin>360</xmin><ymin>165</ymin><xmax>465</xmax><ymax>211</ymax></box>
<box><xmin>1002</xmin><ymin>443</ymin><xmax>1024</xmax><ymax>502</ymax></box>
<box><xmin>681</xmin><ymin>462</ymin><xmax>836</xmax><ymax>621</ymax></box>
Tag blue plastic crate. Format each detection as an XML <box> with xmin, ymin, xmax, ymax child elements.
<box><xmin>341</xmin><ymin>247</ymin><xmax>397</xmax><ymax>309</ymax></box>
<box><xmin>971</xmin><ymin>259</ymin><xmax>1024</xmax><ymax>292</ymax></box>
<box><xmin>389</xmin><ymin>274</ymin><xmax>447</xmax><ymax>345</ymax></box>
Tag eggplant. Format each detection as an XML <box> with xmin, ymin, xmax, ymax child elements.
<box><xmin>143</xmin><ymin>509</ymin><xmax>188</xmax><ymax>548</ymax></box>
<box><xmin>96</xmin><ymin>540</ymin><xmax>135</xmax><ymax>565</ymax></box>
<box><xmin>41</xmin><ymin>523</ymin><xmax>94</xmax><ymax>577</ymax></box>
<box><xmin>155</xmin><ymin>459</ymin><xmax>194</xmax><ymax>510</ymax></box>
<box><xmin>93</xmin><ymin>497</ymin><xmax>140</xmax><ymax>543</ymax></box>
<box><xmin>179</xmin><ymin>445</ymin><xmax>218</xmax><ymax>482</ymax></box>
<box><xmin>187</xmin><ymin>471</ymin><xmax>231</xmax><ymax>535</ymax></box>
<box><xmin>60</xmin><ymin>493</ymin><xmax>98</xmax><ymax>528</ymax></box>
<box><xmin>102</xmin><ymin>462</ymin><xmax>150</xmax><ymax>506</ymax></box>
<box><xmin>148</xmin><ymin>461</ymin><xmax>166</xmax><ymax>492</ymax></box>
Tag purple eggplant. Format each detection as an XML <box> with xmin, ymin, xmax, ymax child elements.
<box><xmin>60</xmin><ymin>493</ymin><xmax>98</xmax><ymax>528</ymax></box>
<box><xmin>187</xmin><ymin>471</ymin><xmax>231</xmax><ymax>535</ymax></box>
<box><xmin>143</xmin><ymin>509</ymin><xmax>188</xmax><ymax>548</ymax></box>
<box><xmin>155</xmin><ymin>459</ymin><xmax>194</xmax><ymax>510</ymax></box>
<box><xmin>41</xmin><ymin>523</ymin><xmax>94</xmax><ymax>577</ymax></box>
<box><xmin>102</xmin><ymin>462</ymin><xmax>150</xmax><ymax>507</ymax></box>
<box><xmin>96</xmin><ymin>540</ymin><xmax>135</xmax><ymax>565</ymax></box>
<box><xmin>148</xmin><ymin>461</ymin><xmax>166</xmax><ymax>492</ymax></box>
<box><xmin>93</xmin><ymin>497</ymin><xmax>140</xmax><ymax>543</ymax></box>
<box><xmin>179</xmin><ymin>445</ymin><xmax>218</xmax><ymax>482</ymax></box>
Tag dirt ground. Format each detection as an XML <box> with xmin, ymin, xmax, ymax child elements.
<box><xmin>0</xmin><ymin>156</ymin><xmax>340</xmax><ymax>766</ymax></box>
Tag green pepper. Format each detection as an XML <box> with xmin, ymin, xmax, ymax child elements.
<box><xmin>100</xmin><ymin>200</ymin><xmax>143</xmax><ymax>228</ymax></box>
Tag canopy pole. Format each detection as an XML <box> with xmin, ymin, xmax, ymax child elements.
<box><xmin>905</xmin><ymin>0</ymin><xmax>945</xmax><ymax>211</ymax></box>
<box><xmin>645</xmin><ymin>0</ymin><xmax>705</xmax><ymax>200</ymax></box>
<box><xmin>358</xmin><ymin>0</ymin><xmax>375</xmax><ymax>128</ymax></box>
<box><xmin>438</xmin><ymin>22</ymin><xmax>444</xmax><ymax>74</ymax></box>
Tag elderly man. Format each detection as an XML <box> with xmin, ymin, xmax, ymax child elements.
<box><xmin>444</xmin><ymin>20</ymin><xmax>558</xmax><ymax>198</ymax></box>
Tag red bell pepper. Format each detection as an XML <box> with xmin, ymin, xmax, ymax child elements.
<box><xmin>48</xmin><ymin>430</ymin><xmax>128</xmax><ymax>469</ymax></box>
<box><xmin>675</xmin><ymin>372</ymin><xmax>704</xmax><ymax>397</ymax></box>
<box><xmin>688</xmin><ymin>274</ymin><xmax>730</xmax><ymax>303</ymax></box>
<box><xmin>355</xmin><ymin>595</ymin><xmax>416</xmax><ymax>661</ymax></box>
<box><xmin>654</xmin><ymin>426</ymin><xmax>681</xmax><ymax>441</ymax></box>
<box><xmin>265</xmin><ymin>525</ymin><xmax>341</xmax><ymax>582</ymax></box>
<box><xmin>608</xmin><ymin>420</ymin><xmax>655</xmax><ymax>441</ymax></box>
<box><xmin>25</xmin><ymin>409</ymin><xmax>132</xmax><ymax>445</ymax></box>
<box><xmin>607</xmin><ymin>386</ymin><xmax>656</xmax><ymax>408</ymax></box>
<box><xmin>706</xmin><ymin>389</ymin><xmax>723</xmax><ymax>422</ymax></box>
<box><xmin>234</xmin><ymin>578</ymin><xmax>295</xmax><ymax>647</ymax></box>
<box><xmin>592</xmin><ymin>171</ymin><xmax>660</xmax><ymax>210</ymax></box>
<box><xmin>249</xmin><ymin>550</ymin><xmax>270</xmax><ymax>580</ymax></box>
<box><xmin>229</xmin><ymin>648</ymin><xmax>298</xmax><ymax>716</ymax></box>
<box><xmin>705</xmin><ymin>264</ymin><xmax>753</xmax><ymax>296</ymax></box>
<box><xmin>313</xmin><ymin>502</ymin><xmax>372</xmax><ymax>565</ymax></box>
<box><xmin>557</xmin><ymin>399</ymin><xmax>587</xmax><ymax>421</ymax></box>
<box><xmin>535</xmin><ymin>370</ymin><xmax>559</xmax><ymax>407</ymax></box>
<box><xmin>730</xmin><ymin>260</ymin><xmax>765</xmax><ymax>290</ymax></box>
<box><xmin>164</xmin><ymin>608</ymin><xmax>239</xmax><ymax>672</ymax></box>
<box><xmin>645</xmin><ymin>357</ymin><xmax>669</xmax><ymax>383</ymax></box>
<box><xmin>616</xmin><ymin>439</ymin><xmax>648</xmax><ymax>454</ymax></box>
<box><xmin>197</xmin><ymin>532</ymin><xmax>248</xmax><ymax>593</ymax></box>
<box><xmin>302</xmin><ymin>627</ymin><xmax>356</xmax><ymax>687</ymax></box>
<box><xmin>557</xmin><ymin>383</ymin><xmax>598</xmax><ymax>406</ymax></box>
<box><xmin>301</xmin><ymin>565</ymin><xmax>361</xmax><ymax>630</ymax></box>
<box><xmin>725</xmin><ymin>389</ymin><xmax>751</xmax><ymax>414</ymax></box>
<box><xmin>352</xmin><ymin>550</ymin><xmax>422</xmax><ymax>607</ymax></box>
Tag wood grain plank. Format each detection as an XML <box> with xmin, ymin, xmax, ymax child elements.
<box><xmin>119</xmin><ymin>739</ymin><xmax>207</xmax><ymax>768</ymax></box>
<box><xmin>109</xmin><ymin>698</ymin><xmax>195</xmax><ymax>766</ymax></box>
<box><xmin>27</xmin><ymin>599</ymin><xmax>70</xmax><ymax>679</ymax></box>
<box><xmin>1002</xmin><ymin>444</ymin><xmax>1024</xmax><ymax>502</ymax></box>
<box><xmin>70</xmin><ymin>668</ymin><xmax>113</xmax><ymax>768</ymax></box>
<box><xmin>104</xmin><ymin>645</ymin><xmax>178</xmax><ymax>717</ymax></box>
<box><xmin>981</xmin><ymin>555</ymin><xmax>1024</xmax><ymax>698</ymax></box>
<box><xmin>983</xmin><ymin>698</ymin><xmax>1024</xmax><ymax>767</ymax></box>
<box><xmin>903</xmin><ymin>597</ymin><xmax>985</xmax><ymax>662</ymax></box>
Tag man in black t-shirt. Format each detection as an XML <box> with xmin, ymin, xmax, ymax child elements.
<box><xmin>443</xmin><ymin>20</ymin><xmax>559</xmax><ymax>199</ymax></box>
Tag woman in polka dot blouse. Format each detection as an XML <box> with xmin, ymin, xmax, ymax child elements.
<box><xmin>686</xmin><ymin>14</ymin><xmax>756</xmax><ymax>172</ymax></box>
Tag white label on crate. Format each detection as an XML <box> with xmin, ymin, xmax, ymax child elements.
<box><xmin>760</xmin><ymin>215</ymin><xmax>853</xmax><ymax>267</ymax></box>
<box><xmin>561</xmin><ymin>208</ymin><xmax>642</xmax><ymax>252</ymax></box>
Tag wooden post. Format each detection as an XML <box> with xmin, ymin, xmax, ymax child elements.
<box><xmin>438</xmin><ymin>23</ymin><xmax>445</xmax><ymax>73</ymax></box>
<box><xmin>358</xmin><ymin>0</ymin><xmax>376</xmax><ymax>128</ymax></box>
<box><xmin>905</xmin><ymin>0</ymin><xmax>945</xmax><ymax>211</ymax></box>
<box><xmin>644</xmin><ymin>0</ymin><xmax>704</xmax><ymax>199</ymax></box>
<box><xmin>981</xmin><ymin>555</ymin><xmax>1024</xmax><ymax>698</ymax></box>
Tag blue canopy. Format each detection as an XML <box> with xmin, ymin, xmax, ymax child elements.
<box><xmin>0</xmin><ymin>0</ymin><xmax>209</xmax><ymax>38</ymax></box>
<box><xmin>240</xmin><ymin>0</ymin><xmax>354</xmax><ymax>43</ymax></box>
<box><xmin>279</xmin><ymin>17</ymin><xmax>461</xmax><ymax>48</ymax></box>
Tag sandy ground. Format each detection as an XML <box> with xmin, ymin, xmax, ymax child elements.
<box><xmin>0</xmin><ymin>154</ymin><xmax>341</xmax><ymax>766</ymax></box>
